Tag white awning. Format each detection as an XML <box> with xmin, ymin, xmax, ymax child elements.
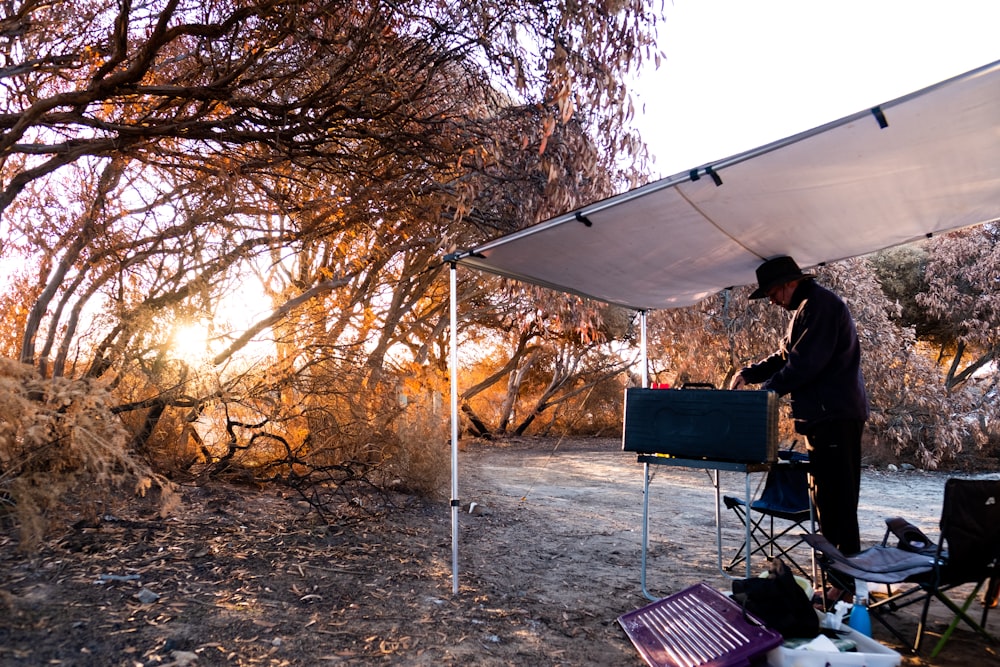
<box><xmin>445</xmin><ymin>59</ymin><xmax>1000</xmax><ymax>594</ymax></box>
<box><xmin>451</xmin><ymin>59</ymin><xmax>1000</xmax><ymax>310</ymax></box>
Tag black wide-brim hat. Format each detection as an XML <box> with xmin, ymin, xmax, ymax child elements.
<box><xmin>749</xmin><ymin>255</ymin><xmax>814</xmax><ymax>299</ymax></box>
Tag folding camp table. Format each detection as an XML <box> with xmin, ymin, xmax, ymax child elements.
<box><xmin>623</xmin><ymin>386</ymin><xmax>784</xmax><ymax>600</ymax></box>
<box><xmin>636</xmin><ymin>455</ymin><xmax>768</xmax><ymax>600</ymax></box>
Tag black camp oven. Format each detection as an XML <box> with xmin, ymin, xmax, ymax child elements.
<box><xmin>622</xmin><ymin>386</ymin><xmax>778</xmax><ymax>464</ymax></box>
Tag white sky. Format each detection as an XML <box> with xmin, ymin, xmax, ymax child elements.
<box><xmin>632</xmin><ymin>0</ymin><xmax>1000</xmax><ymax>178</ymax></box>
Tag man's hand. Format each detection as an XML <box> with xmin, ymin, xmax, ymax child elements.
<box><xmin>729</xmin><ymin>373</ymin><xmax>747</xmax><ymax>390</ymax></box>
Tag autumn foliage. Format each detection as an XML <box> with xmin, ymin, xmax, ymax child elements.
<box><xmin>0</xmin><ymin>0</ymin><xmax>997</xmax><ymax>547</ymax></box>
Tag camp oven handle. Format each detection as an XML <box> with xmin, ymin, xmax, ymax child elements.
<box><xmin>680</xmin><ymin>382</ymin><xmax>716</xmax><ymax>390</ymax></box>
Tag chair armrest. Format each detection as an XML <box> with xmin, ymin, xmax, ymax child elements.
<box><xmin>884</xmin><ymin>516</ymin><xmax>936</xmax><ymax>553</ymax></box>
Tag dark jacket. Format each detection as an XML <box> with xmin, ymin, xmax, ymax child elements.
<box><xmin>740</xmin><ymin>279</ymin><xmax>869</xmax><ymax>433</ymax></box>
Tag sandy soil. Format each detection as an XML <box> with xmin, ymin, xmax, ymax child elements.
<box><xmin>1</xmin><ymin>436</ymin><xmax>998</xmax><ymax>666</ymax></box>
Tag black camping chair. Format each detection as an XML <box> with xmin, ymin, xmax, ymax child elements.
<box><xmin>723</xmin><ymin>450</ymin><xmax>815</xmax><ymax>580</ymax></box>
<box><xmin>804</xmin><ymin>478</ymin><xmax>1000</xmax><ymax>657</ymax></box>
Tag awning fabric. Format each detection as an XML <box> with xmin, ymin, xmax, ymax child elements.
<box><xmin>451</xmin><ymin>59</ymin><xmax>1000</xmax><ymax>311</ymax></box>
<box><xmin>444</xmin><ymin>59</ymin><xmax>1000</xmax><ymax>594</ymax></box>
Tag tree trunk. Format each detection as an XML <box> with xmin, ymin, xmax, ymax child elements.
<box><xmin>461</xmin><ymin>403</ymin><xmax>491</xmax><ymax>439</ymax></box>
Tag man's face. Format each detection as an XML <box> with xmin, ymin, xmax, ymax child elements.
<box><xmin>766</xmin><ymin>280</ymin><xmax>796</xmax><ymax>309</ymax></box>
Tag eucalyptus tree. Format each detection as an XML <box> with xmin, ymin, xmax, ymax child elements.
<box><xmin>456</xmin><ymin>279</ymin><xmax>637</xmax><ymax>438</ymax></box>
<box><xmin>915</xmin><ymin>225</ymin><xmax>1000</xmax><ymax>391</ymax></box>
<box><xmin>0</xmin><ymin>0</ymin><xmax>663</xmax><ymax>485</ymax></box>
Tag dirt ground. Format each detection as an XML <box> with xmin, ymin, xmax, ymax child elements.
<box><xmin>2</xmin><ymin>436</ymin><xmax>999</xmax><ymax>666</ymax></box>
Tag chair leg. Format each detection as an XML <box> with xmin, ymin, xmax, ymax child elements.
<box><xmin>725</xmin><ymin>507</ymin><xmax>771</xmax><ymax>572</ymax></box>
<box><xmin>724</xmin><ymin>504</ymin><xmax>750</xmax><ymax>571</ymax></box>
<box><xmin>865</xmin><ymin>583</ymin><xmax>932</xmax><ymax>653</ymax></box>
<box><xmin>870</xmin><ymin>604</ymin><xmax>919</xmax><ymax>651</ymax></box>
<box><xmin>984</xmin><ymin>576</ymin><xmax>999</xmax><ymax>623</ymax></box>
<box><xmin>929</xmin><ymin>580</ymin><xmax>986</xmax><ymax>659</ymax></box>
<box><xmin>914</xmin><ymin>585</ymin><xmax>935</xmax><ymax>654</ymax></box>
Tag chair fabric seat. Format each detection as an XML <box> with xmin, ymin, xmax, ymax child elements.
<box><xmin>803</xmin><ymin>533</ymin><xmax>937</xmax><ymax>583</ymax></box>
<box><xmin>749</xmin><ymin>498</ymin><xmax>811</xmax><ymax>521</ymax></box>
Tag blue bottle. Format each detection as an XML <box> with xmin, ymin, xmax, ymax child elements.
<box><xmin>848</xmin><ymin>580</ymin><xmax>872</xmax><ymax>637</ymax></box>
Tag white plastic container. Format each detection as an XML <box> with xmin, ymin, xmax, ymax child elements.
<box><xmin>767</xmin><ymin>622</ymin><xmax>901</xmax><ymax>667</ymax></box>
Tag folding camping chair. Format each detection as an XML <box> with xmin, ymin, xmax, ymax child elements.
<box><xmin>805</xmin><ymin>478</ymin><xmax>1000</xmax><ymax>657</ymax></box>
<box><xmin>723</xmin><ymin>450</ymin><xmax>815</xmax><ymax>580</ymax></box>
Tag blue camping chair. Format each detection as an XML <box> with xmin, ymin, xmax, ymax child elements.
<box><xmin>724</xmin><ymin>450</ymin><xmax>815</xmax><ymax>580</ymax></box>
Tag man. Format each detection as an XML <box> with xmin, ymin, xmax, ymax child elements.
<box><xmin>730</xmin><ymin>256</ymin><xmax>869</xmax><ymax>596</ymax></box>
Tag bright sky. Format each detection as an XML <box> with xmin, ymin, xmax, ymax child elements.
<box><xmin>632</xmin><ymin>0</ymin><xmax>1000</xmax><ymax>178</ymax></box>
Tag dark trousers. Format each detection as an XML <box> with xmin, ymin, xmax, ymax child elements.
<box><xmin>805</xmin><ymin>419</ymin><xmax>864</xmax><ymax>557</ymax></box>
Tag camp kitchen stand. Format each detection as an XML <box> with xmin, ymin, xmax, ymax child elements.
<box><xmin>623</xmin><ymin>386</ymin><xmax>803</xmax><ymax>600</ymax></box>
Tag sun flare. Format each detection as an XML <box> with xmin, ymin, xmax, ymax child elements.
<box><xmin>171</xmin><ymin>321</ymin><xmax>212</xmax><ymax>365</ymax></box>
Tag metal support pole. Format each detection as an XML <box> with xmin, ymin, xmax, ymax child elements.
<box><xmin>640</xmin><ymin>310</ymin><xmax>648</xmax><ymax>388</ymax></box>
<box><xmin>639</xmin><ymin>309</ymin><xmax>655</xmax><ymax>600</ymax></box>
<box><xmin>449</xmin><ymin>262</ymin><xmax>460</xmax><ymax>595</ymax></box>
<box><xmin>712</xmin><ymin>470</ymin><xmax>752</xmax><ymax>580</ymax></box>
<box><xmin>745</xmin><ymin>472</ymin><xmax>752</xmax><ymax>578</ymax></box>
<box><xmin>641</xmin><ymin>461</ymin><xmax>656</xmax><ymax>601</ymax></box>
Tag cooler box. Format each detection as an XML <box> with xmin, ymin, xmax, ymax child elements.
<box><xmin>767</xmin><ymin>622</ymin><xmax>902</xmax><ymax>667</ymax></box>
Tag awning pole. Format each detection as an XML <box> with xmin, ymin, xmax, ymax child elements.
<box><xmin>449</xmin><ymin>261</ymin><xmax>460</xmax><ymax>595</ymax></box>
<box><xmin>640</xmin><ymin>310</ymin><xmax>648</xmax><ymax>387</ymax></box>
<box><xmin>639</xmin><ymin>310</ymin><xmax>654</xmax><ymax>599</ymax></box>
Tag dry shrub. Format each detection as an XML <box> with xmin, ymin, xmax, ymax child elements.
<box><xmin>343</xmin><ymin>369</ymin><xmax>449</xmax><ymax>497</ymax></box>
<box><xmin>304</xmin><ymin>391</ymin><xmax>449</xmax><ymax>498</ymax></box>
<box><xmin>390</xmin><ymin>395</ymin><xmax>450</xmax><ymax>497</ymax></box>
<box><xmin>0</xmin><ymin>359</ymin><xmax>177</xmax><ymax>549</ymax></box>
<box><xmin>132</xmin><ymin>405</ymin><xmax>207</xmax><ymax>475</ymax></box>
<box><xmin>548</xmin><ymin>376</ymin><xmax>626</xmax><ymax>436</ymax></box>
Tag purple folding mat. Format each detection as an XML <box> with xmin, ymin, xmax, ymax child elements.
<box><xmin>618</xmin><ymin>582</ymin><xmax>783</xmax><ymax>667</ymax></box>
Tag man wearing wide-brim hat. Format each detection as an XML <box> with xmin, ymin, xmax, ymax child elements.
<box><xmin>731</xmin><ymin>255</ymin><xmax>869</xmax><ymax>599</ymax></box>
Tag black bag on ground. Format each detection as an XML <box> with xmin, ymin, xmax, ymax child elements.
<box><xmin>731</xmin><ymin>558</ymin><xmax>819</xmax><ymax>639</ymax></box>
